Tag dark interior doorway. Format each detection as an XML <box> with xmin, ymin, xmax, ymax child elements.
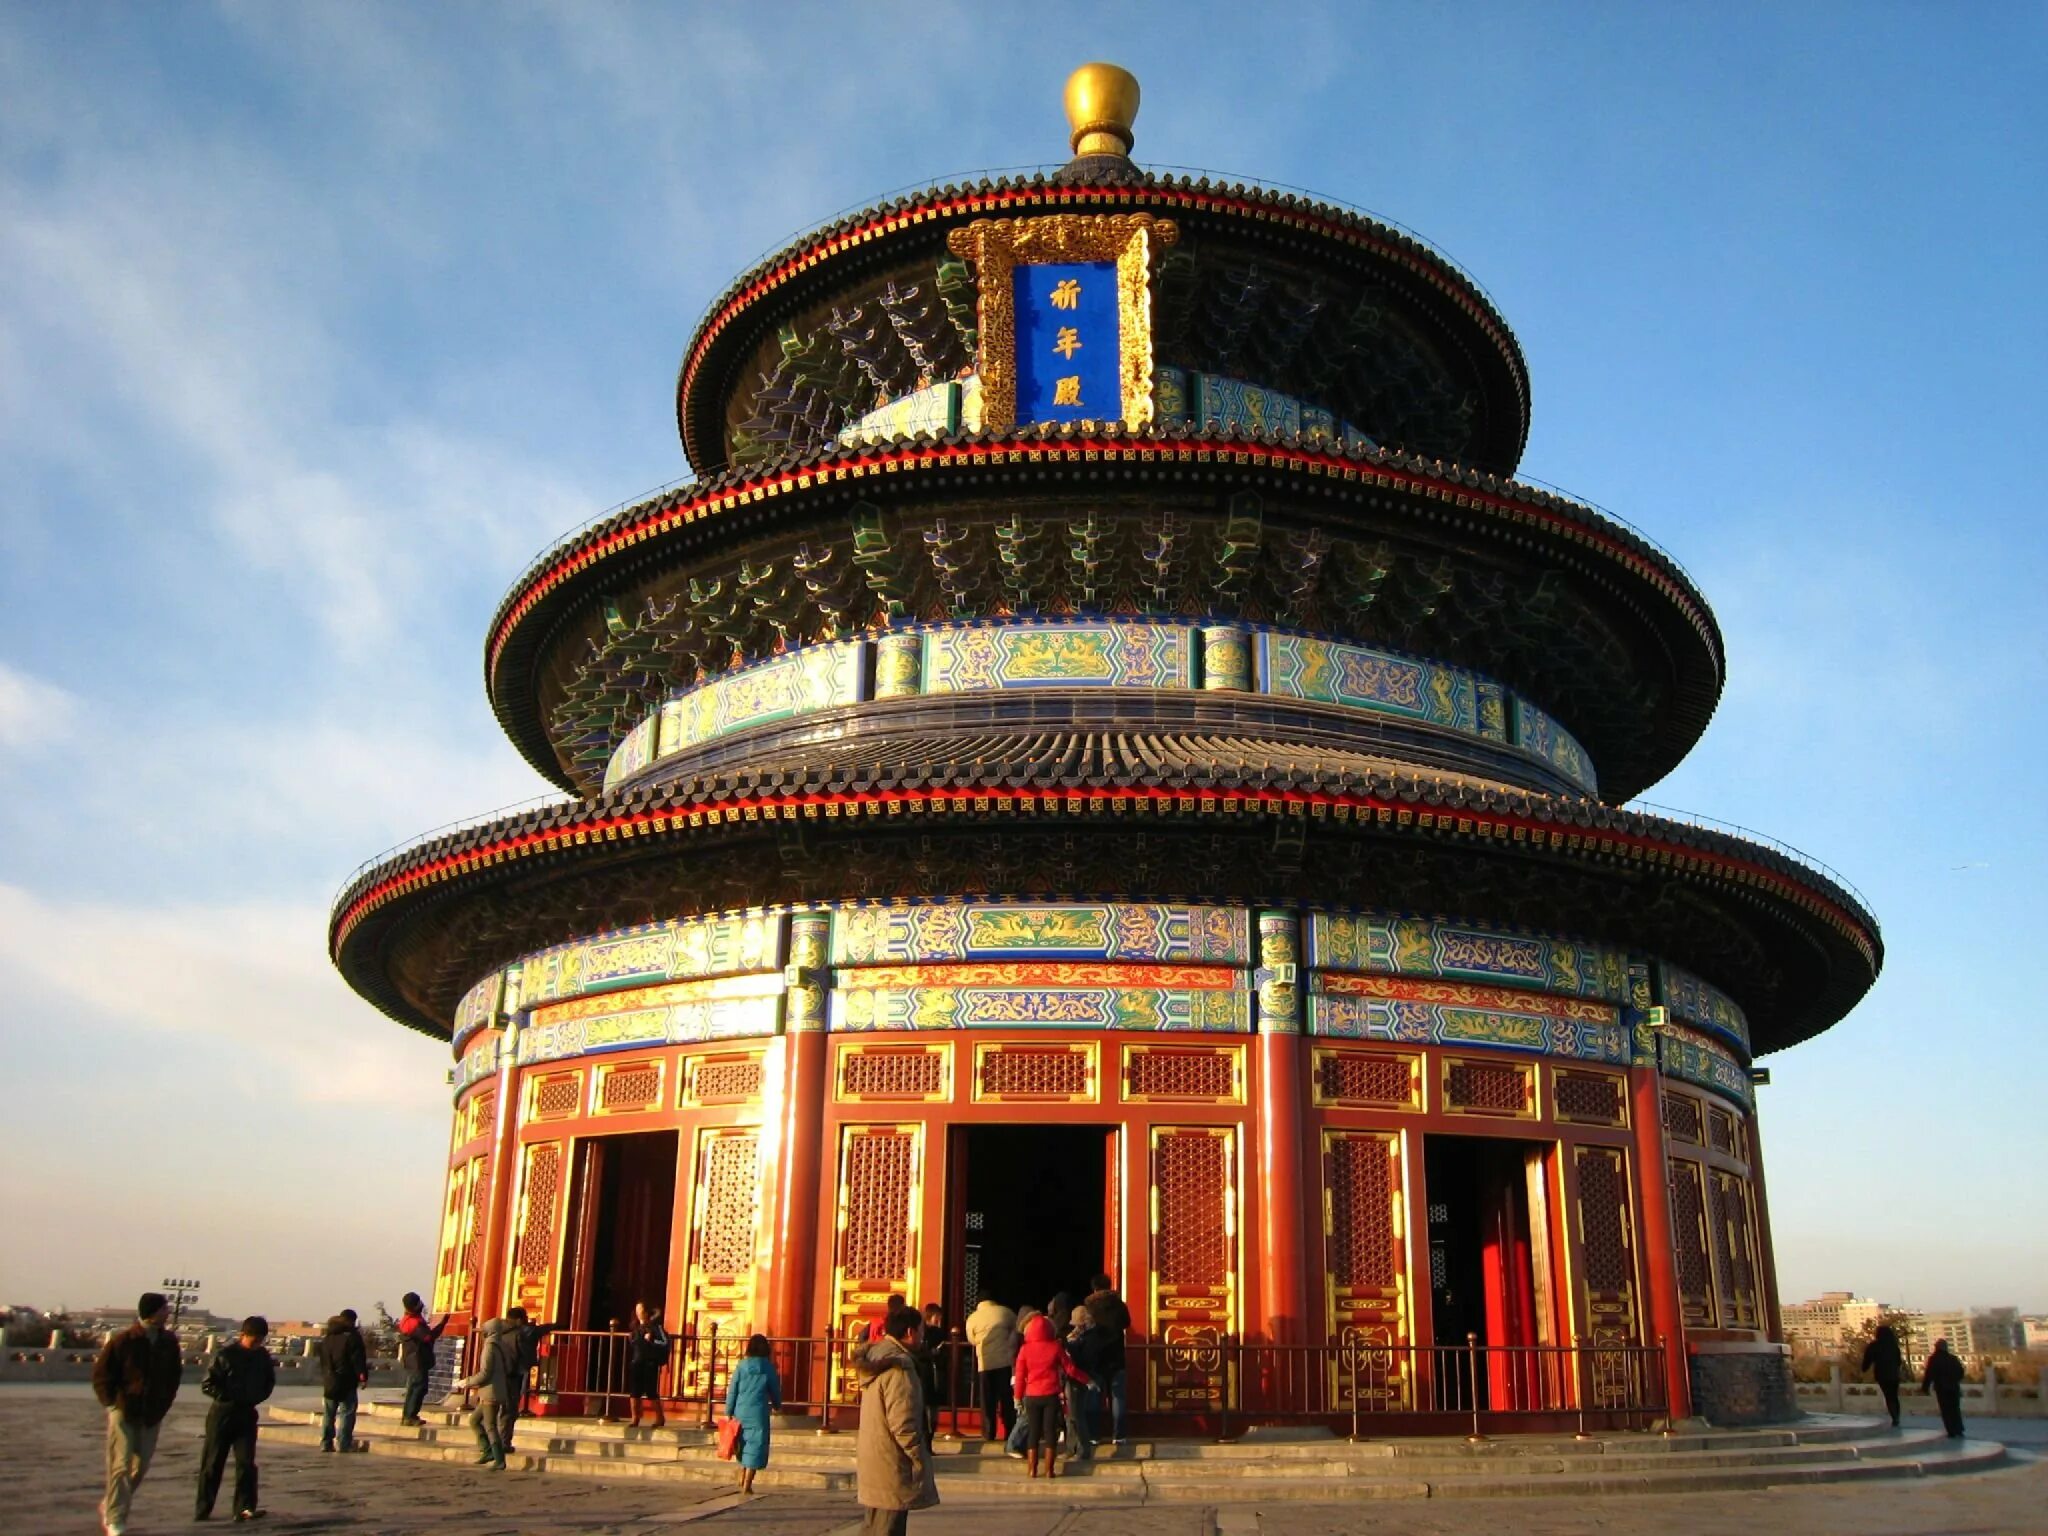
<box><xmin>563</xmin><ymin>1131</ymin><xmax>679</xmax><ymax>1333</ymax></box>
<box><xmin>952</xmin><ymin>1125</ymin><xmax>1114</xmax><ymax>1322</ymax></box>
<box><xmin>1424</xmin><ymin>1134</ymin><xmax>1554</xmax><ymax>1408</ymax></box>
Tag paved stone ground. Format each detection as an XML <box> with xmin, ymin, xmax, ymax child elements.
<box><xmin>5</xmin><ymin>1386</ymin><xmax>2043</xmax><ymax>1535</ymax></box>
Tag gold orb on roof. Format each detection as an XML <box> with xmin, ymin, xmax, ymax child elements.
<box><xmin>1065</xmin><ymin>62</ymin><xmax>1140</xmax><ymax>157</ymax></box>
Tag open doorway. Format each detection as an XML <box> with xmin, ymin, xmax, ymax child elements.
<box><xmin>951</xmin><ymin>1125</ymin><xmax>1115</xmax><ymax>1320</ymax></box>
<box><xmin>562</xmin><ymin>1131</ymin><xmax>680</xmax><ymax>1332</ymax></box>
<box><xmin>1424</xmin><ymin>1135</ymin><xmax>1557</xmax><ymax>1409</ymax></box>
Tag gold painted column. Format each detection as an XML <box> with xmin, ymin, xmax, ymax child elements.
<box><xmin>474</xmin><ymin>990</ymin><xmax>525</xmax><ymax>1323</ymax></box>
<box><xmin>766</xmin><ymin>913</ymin><xmax>832</xmax><ymax>1341</ymax></box>
<box><xmin>1255</xmin><ymin>909</ymin><xmax>1311</xmax><ymax>1346</ymax></box>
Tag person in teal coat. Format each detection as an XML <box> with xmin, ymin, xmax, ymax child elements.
<box><xmin>723</xmin><ymin>1333</ymin><xmax>782</xmax><ymax>1493</ymax></box>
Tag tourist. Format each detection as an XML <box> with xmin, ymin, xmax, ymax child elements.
<box><xmin>912</xmin><ymin>1303</ymin><xmax>946</xmax><ymax>1441</ymax></box>
<box><xmin>855</xmin><ymin>1304</ymin><xmax>939</xmax><ymax>1534</ymax></box>
<box><xmin>458</xmin><ymin>1318</ymin><xmax>517</xmax><ymax>1470</ymax></box>
<box><xmin>1011</xmin><ymin>1312</ymin><xmax>1090</xmax><ymax>1479</ymax></box>
<box><xmin>396</xmin><ymin>1293</ymin><xmax>447</xmax><ymax>1427</ymax></box>
<box><xmin>1923</xmin><ymin>1338</ymin><xmax>1966</xmax><ymax>1438</ymax></box>
<box><xmin>963</xmin><ymin>1295</ymin><xmax>1018</xmax><ymax>1443</ymax></box>
<box><xmin>865</xmin><ymin>1292</ymin><xmax>907</xmax><ymax>1343</ymax></box>
<box><xmin>317</xmin><ymin>1309</ymin><xmax>369</xmax><ymax>1453</ymax></box>
<box><xmin>1061</xmin><ymin>1306</ymin><xmax>1108</xmax><ymax>1460</ymax></box>
<box><xmin>195</xmin><ymin>1315</ymin><xmax>275</xmax><ymax>1523</ymax></box>
<box><xmin>1860</xmin><ymin>1323</ymin><xmax>1904</xmax><ymax>1428</ymax></box>
<box><xmin>499</xmin><ymin>1306</ymin><xmax>556</xmax><ymax>1454</ymax></box>
<box><xmin>723</xmin><ymin>1333</ymin><xmax>783</xmax><ymax>1495</ymax></box>
<box><xmin>1083</xmin><ymin>1273</ymin><xmax>1133</xmax><ymax>1443</ymax></box>
<box><xmin>90</xmin><ymin>1291</ymin><xmax>182</xmax><ymax>1536</ymax></box>
<box><xmin>627</xmin><ymin>1301</ymin><xmax>670</xmax><ymax>1428</ymax></box>
<box><xmin>1002</xmin><ymin>1304</ymin><xmax>1043</xmax><ymax>1458</ymax></box>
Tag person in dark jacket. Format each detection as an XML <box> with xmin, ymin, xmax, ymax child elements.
<box><xmin>458</xmin><ymin>1317</ymin><xmax>518</xmax><ymax>1469</ymax></box>
<box><xmin>317</xmin><ymin>1309</ymin><xmax>370</xmax><ymax>1452</ymax></box>
<box><xmin>499</xmin><ymin>1306</ymin><xmax>555</xmax><ymax>1454</ymax></box>
<box><xmin>627</xmin><ymin>1301</ymin><xmax>670</xmax><ymax>1428</ymax></box>
<box><xmin>91</xmin><ymin>1291</ymin><xmax>182</xmax><ymax>1536</ymax></box>
<box><xmin>1083</xmin><ymin>1274</ymin><xmax>1132</xmax><ymax>1444</ymax></box>
<box><xmin>1922</xmin><ymin>1338</ymin><xmax>1966</xmax><ymax>1437</ymax></box>
<box><xmin>1860</xmin><ymin>1323</ymin><xmax>1904</xmax><ymax>1427</ymax></box>
<box><xmin>396</xmin><ymin>1292</ymin><xmax>446</xmax><ymax>1426</ymax></box>
<box><xmin>1061</xmin><ymin>1307</ymin><xmax>1108</xmax><ymax>1461</ymax></box>
<box><xmin>195</xmin><ymin>1316</ymin><xmax>276</xmax><ymax>1522</ymax></box>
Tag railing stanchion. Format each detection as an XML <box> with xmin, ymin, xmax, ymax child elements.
<box><xmin>821</xmin><ymin>1335</ymin><xmax>835</xmax><ymax>1435</ymax></box>
<box><xmin>946</xmin><ymin>1330</ymin><xmax>963</xmax><ymax>1441</ymax></box>
<box><xmin>704</xmin><ymin>1322</ymin><xmax>720</xmax><ymax>1431</ymax></box>
<box><xmin>1348</xmin><ymin>1341</ymin><xmax>1361</xmax><ymax>1442</ymax></box>
<box><xmin>1574</xmin><ymin>1335</ymin><xmax>1593</xmax><ymax>1440</ymax></box>
<box><xmin>1466</xmin><ymin>1332</ymin><xmax>1485</xmax><ymax>1442</ymax></box>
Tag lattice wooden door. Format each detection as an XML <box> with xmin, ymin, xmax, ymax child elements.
<box><xmin>1571</xmin><ymin>1144</ymin><xmax>1639</xmax><ymax>1407</ymax></box>
<box><xmin>1668</xmin><ymin>1157</ymin><xmax>1718</xmax><ymax>1329</ymax></box>
<box><xmin>508</xmin><ymin>1140</ymin><xmax>568</xmax><ymax>1321</ymax></box>
<box><xmin>1148</xmin><ymin>1125</ymin><xmax>1238</xmax><ymax>1410</ymax></box>
<box><xmin>1708</xmin><ymin>1169</ymin><xmax>1761</xmax><ymax>1330</ymax></box>
<box><xmin>682</xmin><ymin>1126</ymin><xmax>761</xmax><ymax>1394</ymax></box>
<box><xmin>1322</xmin><ymin>1129</ymin><xmax>1409</xmax><ymax>1409</ymax></box>
<box><xmin>832</xmin><ymin>1123</ymin><xmax>924</xmax><ymax>1393</ymax></box>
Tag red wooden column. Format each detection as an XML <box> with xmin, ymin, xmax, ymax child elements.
<box><xmin>1628</xmin><ymin>1024</ymin><xmax>1694</xmax><ymax>1422</ymax></box>
<box><xmin>1255</xmin><ymin>909</ymin><xmax>1310</xmax><ymax>1345</ymax></box>
<box><xmin>474</xmin><ymin>1011</ymin><xmax>526</xmax><ymax>1322</ymax></box>
<box><xmin>766</xmin><ymin>913</ymin><xmax>831</xmax><ymax>1341</ymax></box>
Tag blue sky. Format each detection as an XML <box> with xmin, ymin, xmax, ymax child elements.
<box><xmin>2</xmin><ymin>2</ymin><xmax>2042</xmax><ymax>1321</ymax></box>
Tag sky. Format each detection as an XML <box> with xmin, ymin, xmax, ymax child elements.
<box><xmin>2</xmin><ymin>2</ymin><xmax>2044</xmax><ymax>1323</ymax></box>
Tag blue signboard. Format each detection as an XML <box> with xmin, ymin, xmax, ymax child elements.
<box><xmin>1013</xmin><ymin>261</ymin><xmax>1121</xmax><ymax>423</ymax></box>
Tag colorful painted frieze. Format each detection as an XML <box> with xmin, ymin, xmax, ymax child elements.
<box><xmin>837</xmin><ymin>379</ymin><xmax>961</xmax><ymax>447</ymax></box>
<box><xmin>1308</xmin><ymin>972</ymin><xmax>1629</xmax><ymax>1065</ymax></box>
<box><xmin>451</xmin><ymin>970</ymin><xmax>504</xmax><ymax>1052</ymax></box>
<box><xmin>516</xmin><ymin>912</ymin><xmax>782</xmax><ymax>1008</ymax></box>
<box><xmin>453</xmin><ymin>1035</ymin><xmax>500</xmax><ymax>1097</ymax></box>
<box><xmin>921</xmin><ymin>620</ymin><xmax>1194</xmax><ymax>694</ymax></box>
<box><xmin>1659</xmin><ymin>1021</ymin><xmax>1753</xmax><ymax>1106</ymax></box>
<box><xmin>1261</xmin><ymin>634</ymin><xmax>1479</xmax><ymax>734</ymax></box>
<box><xmin>1657</xmin><ymin>961</ymin><xmax>1752</xmax><ymax>1057</ymax></box>
<box><xmin>831</xmin><ymin>903</ymin><xmax>1251</xmax><ymax>966</ymax></box>
<box><xmin>1513</xmin><ymin>697</ymin><xmax>1598</xmax><ymax>796</ymax></box>
<box><xmin>1195</xmin><ymin>372</ymin><xmax>1302</xmax><ymax>438</ymax></box>
<box><xmin>519</xmin><ymin>973</ymin><xmax>784</xmax><ymax>1065</ymax></box>
<box><xmin>1153</xmin><ymin>365</ymin><xmax>1191</xmax><ymax>426</ymax></box>
<box><xmin>831</xmin><ymin>961</ymin><xmax>1246</xmax><ymax>1032</ymax></box>
<box><xmin>650</xmin><ymin>641</ymin><xmax>864</xmax><ymax>767</ymax></box>
<box><xmin>1308</xmin><ymin>912</ymin><xmax>1631</xmax><ymax>1004</ymax></box>
<box><xmin>602</xmin><ymin>711</ymin><xmax>659</xmax><ymax>792</ymax></box>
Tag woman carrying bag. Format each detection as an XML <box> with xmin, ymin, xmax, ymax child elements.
<box><xmin>626</xmin><ymin>1302</ymin><xmax>670</xmax><ymax>1429</ymax></box>
<box><xmin>722</xmin><ymin>1333</ymin><xmax>783</xmax><ymax>1494</ymax></box>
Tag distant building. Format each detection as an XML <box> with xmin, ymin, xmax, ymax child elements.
<box><xmin>2024</xmin><ymin>1316</ymin><xmax>2048</xmax><ymax>1352</ymax></box>
<box><xmin>1782</xmin><ymin>1292</ymin><xmax>1889</xmax><ymax>1355</ymax></box>
<box><xmin>1908</xmin><ymin>1308</ymin><xmax>2026</xmax><ymax>1367</ymax></box>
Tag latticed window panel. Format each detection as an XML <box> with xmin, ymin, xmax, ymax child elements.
<box><xmin>528</xmin><ymin>1070</ymin><xmax>583</xmax><ymax>1123</ymax></box>
<box><xmin>433</xmin><ymin>1157</ymin><xmax>475</xmax><ymax>1315</ymax></box>
<box><xmin>595</xmin><ymin>1060</ymin><xmax>664</xmax><ymax>1114</ymax></box>
<box><xmin>1123</xmin><ymin>1045</ymin><xmax>1243</xmax><ymax>1104</ymax></box>
<box><xmin>510</xmin><ymin>1141</ymin><xmax>566</xmax><ymax>1317</ymax></box>
<box><xmin>467</xmin><ymin>1091</ymin><xmax>496</xmax><ymax>1145</ymax></box>
<box><xmin>1324</xmin><ymin>1132</ymin><xmax>1400</xmax><ymax>1288</ymax></box>
<box><xmin>458</xmin><ymin>1160</ymin><xmax>490</xmax><ymax>1313</ymax></box>
<box><xmin>837</xmin><ymin>1044</ymin><xmax>949</xmax><ymax>1102</ymax></box>
<box><xmin>691</xmin><ymin>1130</ymin><xmax>761</xmax><ymax>1279</ymax></box>
<box><xmin>1552</xmin><ymin>1068</ymin><xmax>1627</xmax><ymax>1127</ymax></box>
<box><xmin>1442</xmin><ymin>1057</ymin><xmax>1535</xmax><ymax>1118</ymax></box>
<box><xmin>1662</xmin><ymin>1091</ymin><xmax>1704</xmax><ymax>1144</ymax></box>
<box><xmin>837</xmin><ymin>1127</ymin><xmax>918</xmax><ymax>1287</ymax></box>
<box><xmin>1709</xmin><ymin>1170</ymin><xmax>1761</xmax><ymax>1330</ymax></box>
<box><xmin>1571</xmin><ymin>1143</ymin><xmax>1638</xmax><ymax>1376</ymax></box>
<box><xmin>686</xmin><ymin>1053</ymin><xmax>765</xmax><ymax>1105</ymax></box>
<box><xmin>1707</xmin><ymin>1107</ymin><xmax>1740</xmax><ymax>1159</ymax></box>
<box><xmin>1668</xmin><ymin>1157</ymin><xmax>1717</xmax><ymax>1329</ymax></box>
<box><xmin>1312</xmin><ymin>1048</ymin><xmax>1420</xmax><ymax>1110</ymax></box>
<box><xmin>1153</xmin><ymin>1129</ymin><xmax>1232</xmax><ymax>1286</ymax></box>
<box><xmin>973</xmin><ymin>1042</ymin><xmax>1097</xmax><ymax>1102</ymax></box>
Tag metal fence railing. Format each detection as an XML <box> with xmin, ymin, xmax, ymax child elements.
<box><xmin>525</xmin><ymin>1326</ymin><xmax>1670</xmax><ymax>1440</ymax></box>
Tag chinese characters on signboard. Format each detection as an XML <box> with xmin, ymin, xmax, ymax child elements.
<box><xmin>1013</xmin><ymin>260</ymin><xmax>1120</xmax><ymax>423</ymax></box>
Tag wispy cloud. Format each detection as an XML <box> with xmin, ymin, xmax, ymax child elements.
<box><xmin>0</xmin><ymin>662</ymin><xmax>78</xmax><ymax>751</ymax></box>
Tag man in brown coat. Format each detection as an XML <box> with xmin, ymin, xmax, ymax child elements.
<box><xmin>91</xmin><ymin>1292</ymin><xmax>182</xmax><ymax>1536</ymax></box>
<box><xmin>855</xmin><ymin>1305</ymin><xmax>939</xmax><ymax>1535</ymax></box>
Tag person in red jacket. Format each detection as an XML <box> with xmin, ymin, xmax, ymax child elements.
<box><xmin>1009</xmin><ymin>1314</ymin><xmax>1090</xmax><ymax>1478</ymax></box>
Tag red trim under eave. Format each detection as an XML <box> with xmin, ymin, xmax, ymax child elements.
<box><xmin>484</xmin><ymin>437</ymin><xmax>1713</xmax><ymax>686</ymax></box>
<box><xmin>330</xmin><ymin>785</ymin><xmax>1875</xmax><ymax>970</ymax></box>
<box><xmin>677</xmin><ymin>182</ymin><xmax>1519</xmax><ymax>430</ymax></box>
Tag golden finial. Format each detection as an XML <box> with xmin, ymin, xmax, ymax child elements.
<box><xmin>1064</xmin><ymin>62</ymin><xmax>1140</xmax><ymax>158</ymax></box>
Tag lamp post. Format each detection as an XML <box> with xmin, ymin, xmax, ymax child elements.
<box><xmin>160</xmin><ymin>1277</ymin><xmax>201</xmax><ymax>1330</ymax></box>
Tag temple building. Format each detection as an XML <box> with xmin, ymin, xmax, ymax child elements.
<box><xmin>333</xmin><ymin>65</ymin><xmax>1881</xmax><ymax>1429</ymax></box>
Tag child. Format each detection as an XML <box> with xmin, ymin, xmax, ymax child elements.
<box><xmin>196</xmin><ymin>1316</ymin><xmax>277</xmax><ymax>1523</ymax></box>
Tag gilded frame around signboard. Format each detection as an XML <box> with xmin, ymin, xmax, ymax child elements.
<box><xmin>946</xmin><ymin>213</ymin><xmax>1179</xmax><ymax>432</ymax></box>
